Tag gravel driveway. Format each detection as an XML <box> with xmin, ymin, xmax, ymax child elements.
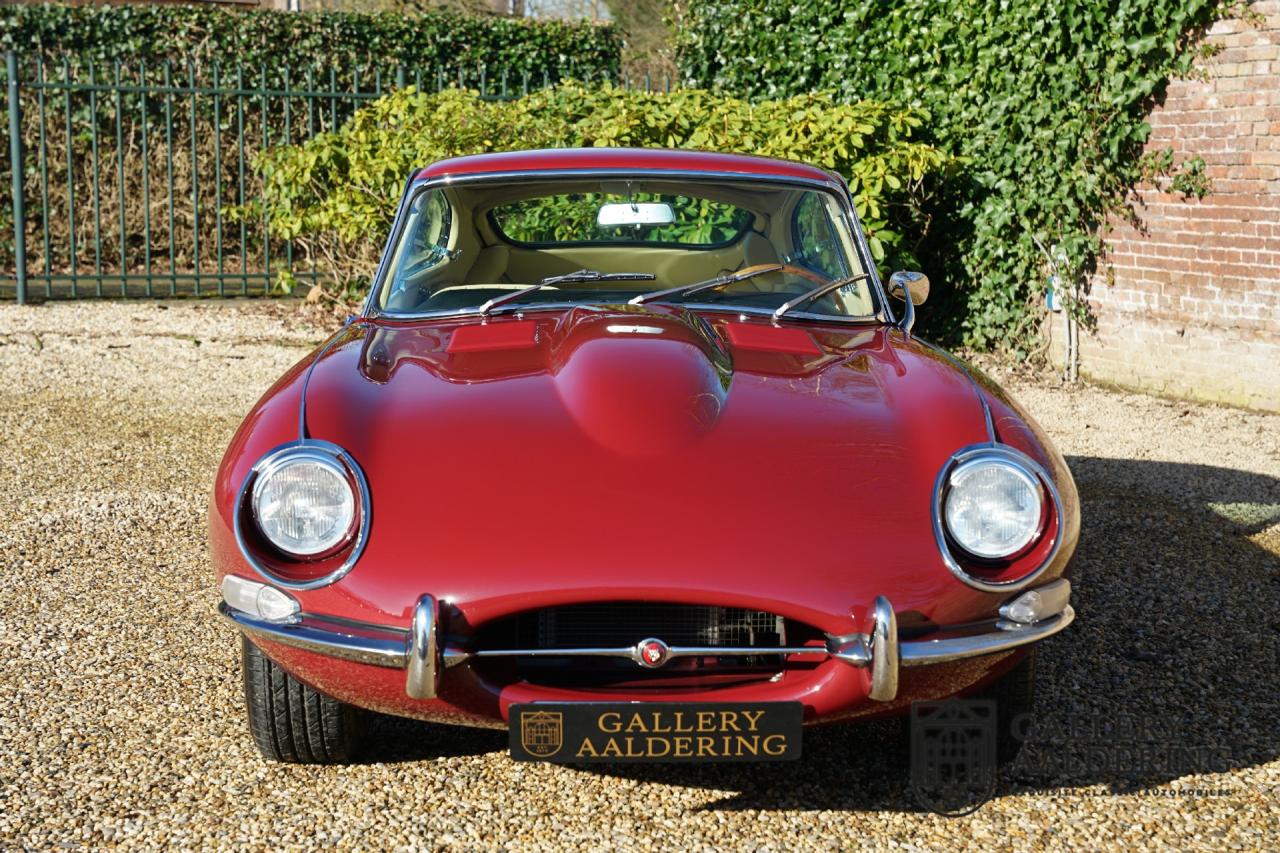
<box><xmin>2</xmin><ymin>301</ymin><xmax>1278</xmax><ymax>850</ymax></box>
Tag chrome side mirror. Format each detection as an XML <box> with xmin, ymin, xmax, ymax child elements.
<box><xmin>888</xmin><ymin>270</ymin><xmax>929</xmax><ymax>306</ymax></box>
<box><xmin>887</xmin><ymin>271</ymin><xmax>928</xmax><ymax>334</ymax></box>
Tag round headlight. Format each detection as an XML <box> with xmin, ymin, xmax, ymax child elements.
<box><xmin>943</xmin><ymin>457</ymin><xmax>1043</xmax><ymax>559</ymax></box>
<box><xmin>251</xmin><ymin>452</ymin><xmax>357</xmax><ymax>557</ymax></box>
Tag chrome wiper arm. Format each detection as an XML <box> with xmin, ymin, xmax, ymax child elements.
<box><xmin>476</xmin><ymin>282</ymin><xmax>546</xmax><ymax>316</ymax></box>
<box><xmin>628</xmin><ymin>263</ymin><xmax>784</xmax><ymax>305</ymax></box>
<box><xmin>478</xmin><ymin>269</ymin><xmax>655</xmax><ymax>315</ymax></box>
<box><xmin>771</xmin><ymin>273</ymin><xmax>871</xmax><ymax>322</ymax></box>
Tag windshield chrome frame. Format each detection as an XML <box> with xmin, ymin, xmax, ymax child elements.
<box><xmin>361</xmin><ymin>168</ymin><xmax>893</xmax><ymax>325</ymax></box>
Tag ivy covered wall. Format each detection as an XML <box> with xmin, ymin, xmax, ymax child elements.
<box><xmin>676</xmin><ymin>0</ymin><xmax>1229</xmax><ymax>351</ymax></box>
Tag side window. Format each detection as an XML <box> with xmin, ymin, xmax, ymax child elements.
<box><xmin>791</xmin><ymin>194</ymin><xmax>848</xmax><ymax>280</ymax></box>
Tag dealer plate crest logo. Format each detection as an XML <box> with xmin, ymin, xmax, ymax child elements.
<box><xmin>637</xmin><ymin>638</ymin><xmax>669</xmax><ymax>668</ymax></box>
<box><xmin>520</xmin><ymin>711</ymin><xmax>563</xmax><ymax>758</ymax></box>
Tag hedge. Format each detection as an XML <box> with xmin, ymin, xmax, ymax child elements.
<box><xmin>250</xmin><ymin>83</ymin><xmax>953</xmax><ymax>297</ymax></box>
<box><xmin>676</xmin><ymin>0</ymin><xmax>1228</xmax><ymax>351</ymax></box>
<box><xmin>0</xmin><ymin>4</ymin><xmax>621</xmax><ymax>82</ymax></box>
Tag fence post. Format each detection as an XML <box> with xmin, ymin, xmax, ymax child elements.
<box><xmin>6</xmin><ymin>51</ymin><xmax>27</xmax><ymax>305</ymax></box>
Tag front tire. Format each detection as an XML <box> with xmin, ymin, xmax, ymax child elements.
<box><xmin>241</xmin><ymin>636</ymin><xmax>367</xmax><ymax>764</ymax></box>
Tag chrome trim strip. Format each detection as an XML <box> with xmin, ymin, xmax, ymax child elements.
<box><xmin>406</xmin><ymin>595</ymin><xmax>440</xmax><ymax>699</ymax></box>
<box><xmin>231</xmin><ymin>440</ymin><xmax>373</xmax><ymax>591</ymax></box>
<box><xmin>442</xmin><ymin>647</ymin><xmax>472</xmax><ymax>668</ymax></box>
<box><xmin>220</xmin><ymin>599</ymin><xmax>1074</xmax><ymax>685</ymax></box>
<box><xmin>219</xmin><ymin>602</ymin><xmax>407</xmax><ymax>668</ymax></box>
<box><xmin>900</xmin><ymin>606</ymin><xmax>1075</xmax><ymax>666</ymax></box>
<box><xmin>362</xmin><ymin>168</ymin><xmax>889</xmax><ymax>324</ymax></box>
<box><xmin>931</xmin><ymin>444</ymin><xmax>1066</xmax><ymax>594</ymax></box>
<box><xmin>445</xmin><ymin>644</ymin><xmax>827</xmax><ymax>668</ymax></box>
<box><xmin>981</xmin><ymin>398</ymin><xmax>996</xmax><ymax>444</ymax></box>
<box><xmin>867</xmin><ymin>596</ymin><xmax>899</xmax><ymax>701</ymax></box>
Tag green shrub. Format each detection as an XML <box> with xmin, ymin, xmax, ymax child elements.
<box><xmin>0</xmin><ymin>4</ymin><xmax>620</xmax><ymax>83</ymax></box>
<box><xmin>252</xmin><ymin>83</ymin><xmax>953</xmax><ymax>296</ymax></box>
<box><xmin>676</xmin><ymin>0</ymin><xmax>1229</xmax><ymax>351</ymax></box>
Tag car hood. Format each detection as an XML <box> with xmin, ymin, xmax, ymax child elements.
<box><xmin>269</xmin><ymin>305</ymin><xmax>1001</xmax><ymax>633</ymax></box>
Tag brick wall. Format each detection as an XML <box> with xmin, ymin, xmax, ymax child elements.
<box><xmin>1053</xmin><ymin>0</ymin><xmax>1280</xmax><ymax>412</ymax></box>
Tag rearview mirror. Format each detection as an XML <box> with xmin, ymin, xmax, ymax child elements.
<box><xmin>597</xmin><ymin>202</ymin><xmax>675</xmax><ymax>228</ymax></box>
<box><xmin>888</xmin><ymin>270</ymin><xmax>929</xmax><ymax>306</ymax></box>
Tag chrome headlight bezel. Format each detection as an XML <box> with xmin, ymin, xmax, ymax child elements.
<box><xmin>932</xmin><ymin>444</ymin><xmax>1063</xmax><ymax>593</ymax></box>
<box><xmin>232</xmin><ymin>440</ymin><xmax>371</xmax><ymax>590</ymax></box>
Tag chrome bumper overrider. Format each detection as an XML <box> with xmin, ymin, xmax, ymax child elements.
<box><xmin>218</xmin><ymin>583</ymin><xmax>1076</xmax><ymax>703</ymax></box>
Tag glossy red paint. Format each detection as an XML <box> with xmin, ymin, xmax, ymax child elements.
<box><xmin>414</xmin><ymin>148</ymin><xmax>841</xmax><ymax>184</ymax></box>
<box><xmin>209</xmin><ymin>301</ymin><xmax>1079</xmax><ymax>727</ymax></box>
<box><xmin>447</xmin><ymin>320</ymin><xmax>539</xmax><ymax>353</ymax></box>
<box><xmin>723</xmin><ymin>322</ymin><xmax>822</xmax><ymax>355</ymax></box>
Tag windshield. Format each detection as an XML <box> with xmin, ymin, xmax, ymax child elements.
<box><xmin>375</xmin><ymin>177</ymin><xmax>878</xmax><ymax>320</ymax></box>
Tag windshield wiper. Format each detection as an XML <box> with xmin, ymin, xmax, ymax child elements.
<box><xmin>628</xmin><ymin>263</ymin><xmax>784</xmax><ymax>306</ymax></box>
<box><xmin>771</xmin><ymin>274</ymin><xmax>870</xmax><ymax>322</ymax></box>
<box><xmin>477</xmin><ymin>269</ymin><xmax>655</xmax><ymax>316</ymax></box>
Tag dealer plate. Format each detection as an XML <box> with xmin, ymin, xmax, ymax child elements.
<box><xmin>508</xmin><ymin>702</ymin><xmax>802</xmax><ymax>763</ymax></box>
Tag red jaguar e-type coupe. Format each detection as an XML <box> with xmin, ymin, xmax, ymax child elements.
<box><xmin>211</xmin><ymin>148</ymin><xmax>1078</xmax><ymax>764</ymax></box>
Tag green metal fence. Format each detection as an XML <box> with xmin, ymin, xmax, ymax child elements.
<box><xmin>2</xmin><ymin>51</ymin><xmax>656</xmax><ymax>303</ymax></box>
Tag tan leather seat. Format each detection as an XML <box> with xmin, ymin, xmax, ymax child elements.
<box><xmin>464</xmin><ymin>245</ymin><xmax>510</xmax><ymax>284</ymax></box>
<box><xmin>737</xmin><ymin>232</ymin><xmax>786</xmax><ymax>292</ymax></box>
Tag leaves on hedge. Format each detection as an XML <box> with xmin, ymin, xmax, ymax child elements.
<box><xmin>250</xmin><ymin>84</ymin><xmax>954</xmax><ymax>294</ymax></box>
<box><xmin>0</xmin><ymin>4</ymin><xmax>620</xmax><ymax>82</ymax></box>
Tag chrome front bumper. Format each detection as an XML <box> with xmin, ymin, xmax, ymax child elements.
<box><xmin>218</xmin><ymin>583</ymin><xmax>1076</xmax><ymax>703</ymax></box>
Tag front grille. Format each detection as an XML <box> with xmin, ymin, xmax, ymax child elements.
<box><xmin>470</xmin><ymin>602</ymin><xmax>819</xmax><ymax>690</ymax></box>
<box><xmin>487</xmin><ymin>602</ymin><xmax>786</xmax><ymax>649</ymax></box>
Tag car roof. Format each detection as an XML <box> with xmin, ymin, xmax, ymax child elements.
<box><xmin>414</xmin><ymin>148</ymin><xmax>841</xmax><ymax>185</ymax></box>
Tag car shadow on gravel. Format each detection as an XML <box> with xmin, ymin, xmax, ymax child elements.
<box><xmin>569</xmin><ymin>457</ymin><xmax>1280</xmax><ymax>812</ymax></box>
<box><xmin>358</xmin><ymin>716</ymin><xmax>506</xmax><ymax>763</ymax></box>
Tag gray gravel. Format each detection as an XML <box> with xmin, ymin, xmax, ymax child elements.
<box><xmin>1</xmin><ymin>300</ymin><xmax>1278</xmax><ymax>851</ymax></box>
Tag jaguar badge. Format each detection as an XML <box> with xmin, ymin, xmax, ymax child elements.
<box><xmin>637</xmin><ymin>638</ymin><xmax>670</xmax><ymax>668</ymax></box>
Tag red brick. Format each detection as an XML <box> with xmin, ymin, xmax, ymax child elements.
<box><xmin>1081</xmin><ymin>4</ymin><xmax>1280</xmax><ymax>410</ymax></box>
